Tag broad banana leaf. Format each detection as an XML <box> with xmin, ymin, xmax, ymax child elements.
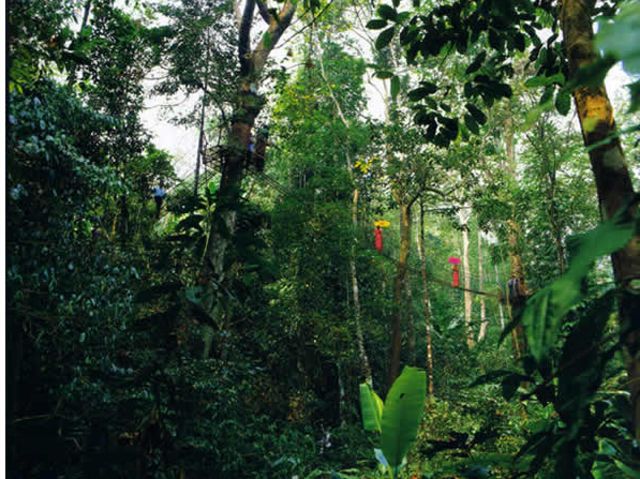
<box><xmin>380</xmin><ymin>367</ymin><xmax>426</xmax><ymax>468</ymax></box>
<box><xmin>359</xmin><ymin>383</ymin><xmax>384</xmax><ymax>433</ymax></box>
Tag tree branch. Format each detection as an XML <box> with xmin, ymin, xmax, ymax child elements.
<box><xmin>239</xmin><ymin>0</ymin><xmax>256</xmax><ymax>76</ymax></box>
<box><xmin>256</xmin><ymin>0</ymin><xmax>272</xmax><ymax>24</ymax></box>
<box><xmin>251</xmin><ymin>0</ymin><xmax>296</xmax><ymax>74</ymax></box>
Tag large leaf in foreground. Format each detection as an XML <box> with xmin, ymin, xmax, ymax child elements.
<box><xmin>380</xmin><ymin>367</ymin><xmax>426</xmax><ymax>468</ymax></box>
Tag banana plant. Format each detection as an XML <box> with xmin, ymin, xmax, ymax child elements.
<box><xmin>359</xmin><ymin>367</ymin><xmax>426</xmax><ymax>479</ymax></box>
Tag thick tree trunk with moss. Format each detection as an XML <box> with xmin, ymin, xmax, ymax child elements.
<box><xmin>417</xmin><ymin>201</ymin><xmax>435</xmax><ymax>396</ymax></box>
<box><xmin>561</xmin><ymin>0</ymin><xmax>640</xmax><ymax>440</ymax></box>
<box><xmin>389</xmin><ymin>202</ymin><xmax>412</xmax><ymax>386</ymax></box>
<box><xmin>202</xmin><ymin>0</ymin><xmax>296</xmax><ymax>357</ymax></box>
<box><xmin>507</xmin><ymin>219</ymin><xmax>528</xmax><ymax>358</ymax></box>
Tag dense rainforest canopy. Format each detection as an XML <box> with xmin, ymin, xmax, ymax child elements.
<box><xmin>6</xmin><ymin>0</ymin><xmax>640</xmax><ymax>478</ymax></box>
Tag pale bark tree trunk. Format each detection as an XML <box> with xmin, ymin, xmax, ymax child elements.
<box><xmin>477</xmin><ymin>231</ymin><xmax>488</xmax><ymax>341</ymax></box>
<box><xmin>459</xmin><ymin>209</ymin><xmax>474</xmax><ymax>349</ymax></box>
<box><xmin>389</xmin><ymin>202</ymin><xmax>412</xmax><ymax>386</ymax></box>
<box><xmin>417</xmin><ymin>201</ymin><xmax>435</xmax><ymax>396</ymax></box>
<box><xmin>80</xmin><ymin>0</ymin><xmax>92</xmax><ymax>28</ymax></box>
<box><xmin>495</xmin><ymin>262</ymin><xmax>505</xmax><ymax>330</ymax></box>
<box><xmin>351</xmin><ymin>190</ymin><xmax>373</xmax><ymax>386</ymax></box>
<box><xmin>561</xmin><ymin>0</ymin><xmax>640</xmax><ymax>440</ymax></box>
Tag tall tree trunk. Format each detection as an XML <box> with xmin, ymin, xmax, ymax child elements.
<box><xmin>118</xmin><ymin>194</ymin><xmax>129</xmax><ymax>242</ymax></box>
<box><xmin>194</xmin><ymin>92</ymin><xmax>207</xmax><ymax>197</ymax></box>
<box><xmin>495</xmin><ymin>262</ymin><xmax>505</xmax><ymax>330</ymax></box>
<box><xmin>389</xmin><ymin>202</ymin><xmax>412</xmax><ymax>386</ymax></box>
<box><xmin>337</xmin><ymin>361</ymin><xmax>346</xmax><ymax>425</ymax></box>
<box><xmin>504</xmin><ymin>114</ymin><xmax>527</xmax><ymax>359</ymax></box>
<box><xmin>351</xmin><ymin>189</ymin><xmax>373</xmax><ymax>386</ymax></box>
<box><xmin>406</xmin><ymin>281</ymin><xmax>416</xmax><ymax>364</ymax></box>
<box><xmin>549</xmin><ymin>196</ymin><xmax>566</xmax><ymax>275</ymax></box>
<box><xmin>531</xmin><ymin>121</ymin><xmax>567</xmax><ymax>274</ymax></box>
<box><xmin>194</xmin><ymin>34</ymin><xmax>210</xmax><ymax>197</ymax></box>
<box><xmin>417</xmin><ymin>201</ymin><xmax>435</xmax><ymax>396</ymax></box>
<box><xmin>67</xmin><ymin>1</ymin><xmax>92</xmax><ymax>85</ymax></box>
<box><xmin>507</xmin><ymin>218</ymin><xmax>527</xmax><ymax>358</ymax></box>
<box><xmin>460</xmin><ymin>213</ymin><xmax>474</xmax><ymax>349</ymax></box>
<box><xmin>477</xmin><ymin>231</ymin><xmax>488</xmax><ymax>341</ymax></box>
<box><xmin>202</xmin><ymin>0</ymin><xmax>296</xmax><ymax>357</ymax></box>
<box><xmin>80</xmin><ymin>0</ymin><xmax>92</xmax><ymax>27</ymax></box>
<box><xmin>561</xmin><ymin>0</ymin><xmax>640</xmax><ymax>440</ymax></box>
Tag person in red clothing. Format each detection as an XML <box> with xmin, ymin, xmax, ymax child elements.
<box><xmin>452</xmin><ymin>264</ymin><xmax>460</xmax><ymax>287</ymax></box>
<box><xmin>374</xmin><ymin>226</ymin><xmax>383</xmax><ymax>252</ymax></box>
<box><xmin>448</xmin><ymin>256</ymin><xmax>461</xmax><ymax>287</ymax></box>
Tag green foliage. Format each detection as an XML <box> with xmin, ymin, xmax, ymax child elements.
<box><xmin>523</xmin><ymin>203</ymin><xmax>637</xmax><ymax>363</ymax></box>
<box><xmin>360</xmin><ymin>367</ymin><xmax>426</xmax><ymax>477</ymax></box>
<box><xmin>7</xmin><ymin>1</ymin><xmax>640</xmax><ymax>478</ymax></box>
<box><xmin>380</xmin><ymin>367</ymin><xmax>427</xmax><ymax>471</ymax></box>
<box><xmin>375</xmin><ymin>27</ymin><xmax>396</xmax><ymax>50</ymax></box>
<box><xmin>596</xmin><ymin>1</ymin><xmax>640</xmax><ymax>110</ymax></box>
<box><xmin>359</xmin><ymin>384</ymin><xmax>384</xmax><ymax>433</ymax></box>
<box><xmin>154</xmin><ymin>0</ymin><xmax>237</xmax><ymax>126</ymax></box>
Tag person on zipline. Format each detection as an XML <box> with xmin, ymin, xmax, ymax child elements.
<box><xmin>152</xmin><ymin>184</ymin><xmax>167</xmax><ymax>219</ymax></box>
<box><xmin>373</xmin><ymin>220</ymin><xmax>390</xmax><ymax>252</ymax></box>
<box><xmin>374</xmin><ymin>226</ymin><xmax>383</xmax><ymax>252</ymax></box>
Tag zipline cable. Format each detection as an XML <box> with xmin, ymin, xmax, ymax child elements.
<box><xmin>171</xmin><ymin>152</ymin><xmax>508</xmax><ymax>300</ymax></box>
<box><xmin>241</xmin><ymin>167</ymin><xmax>505</xmax><ymax>299</ymax></box>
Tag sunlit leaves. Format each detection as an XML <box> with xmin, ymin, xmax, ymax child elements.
<box><xmin>360</xmin><ymin>368</ymin><xmax>426</xmax><ymax>473</ymax></box>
